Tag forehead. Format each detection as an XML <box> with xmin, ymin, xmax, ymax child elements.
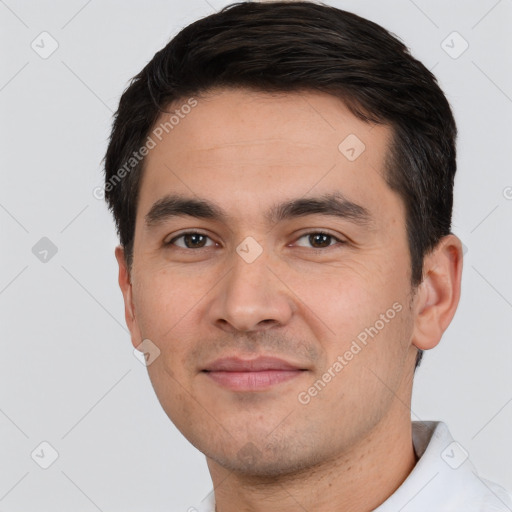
<box><xmin>138</xmin><ymin>88</ymin><xmax>400</xmax><ymax>227</ymax></box>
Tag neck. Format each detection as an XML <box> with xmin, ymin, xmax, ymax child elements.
<box><xmin>207</xmin><ymin>411</ymin><xmax>418</xmax><ymax>512</ymax></box>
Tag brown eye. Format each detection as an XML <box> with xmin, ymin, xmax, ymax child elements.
<box><xmin>167</xmin><ymin>232</ymin><xmax>214</xmax><ymax>249</ymax></box>
<box><xmin>308</xmin><ymin>233</ymin><xmax>332</xmax><ymax>248</ymax></box>
<box><xmin>183</xmin><ymin>233</ymin><xmax>207</xmax><ymax>248</ymax></box>
<box><xmin>295</xmin><ymin>232</ymin><xmax>344</xmax><ymax>249</ymax></box>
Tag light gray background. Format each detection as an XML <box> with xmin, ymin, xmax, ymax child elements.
<box><xmin>1</xmin><ymin>0</ymin><xmax>511</xmax><ymax>510</ymax></box>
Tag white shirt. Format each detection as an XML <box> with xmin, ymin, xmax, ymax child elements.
<box><xmin>194</xmin><ymin>421</ymin><xmax>512</xmax><ymax>511</ymax></box>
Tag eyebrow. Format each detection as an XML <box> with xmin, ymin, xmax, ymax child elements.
<box><xmin>144</xmin><ymin>192</ymin><xmax>374</xmax><ymax>229</ymax></box>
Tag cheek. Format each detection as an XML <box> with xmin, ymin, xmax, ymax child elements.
<box><xmin>294</xmin><ymin>265</ymin><xmax>397</xmax><ymax>332</ymax></box>
<box><xmin>298</xmin><ymin>264</ymin><xmax>412</xmax><ymax>375</ymax></box>
<box><xmin>132</xmin><ymin>268</ymin><xmax>203</xmax><ymax>340</ymax></box>
<box><xmin>146</xmin><ymin>360</ymin><xmax>199</xmax><ymax>439</ymax></box>
<box><xmin>132</xmin><ymin>269</ymin><xmax>210</xmax><ymax>377</ymax></box>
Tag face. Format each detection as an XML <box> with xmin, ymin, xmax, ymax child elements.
<box><xmin>119</xmin><ymin>88</ymin><xmax>421</xmax><ymax>476</ymax></box>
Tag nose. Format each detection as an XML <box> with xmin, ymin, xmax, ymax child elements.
<box><xmin>207</xmin><ymin>247</ymin><xmax>295</xmax><ymax>333</ymax></box>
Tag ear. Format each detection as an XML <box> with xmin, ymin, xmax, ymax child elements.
<box><xmin>411</xmin><ymin>234</ymin><xmax>463</xmax><ymax>351</ymax></box>
<box><xmin>115</xmin><ymin>245</ymin><xmax>143</xmax><ymax>349</ymax></box>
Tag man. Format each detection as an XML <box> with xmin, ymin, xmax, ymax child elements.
<box><xmin>103</xmin><ymin>2</ymin><xmax>511</xmax><ymax>510</ymax></box>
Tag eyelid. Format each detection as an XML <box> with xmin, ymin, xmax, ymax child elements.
<box><xmin>164</xmin><ymin>229</ymin><xmax>347</xmax><ymax>250</ymax></box>
<box><xmin>292</xmin><ymin>230</ymin><xmax>347</xmax><ymax>247</ymax></box>
<box><xmin>165</xmin><ymin>230</ymin><xmax>217</xmax><ymax>248</ymax></box>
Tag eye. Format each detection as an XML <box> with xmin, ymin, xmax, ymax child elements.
<box><xmin>294</xmin><ymin>232</ymin><xmax>346</xmax><ymax>249</ymax></box>
<box><xmin>166</xmin><ymin>232</ymin><xmax>216</xmax><ymax>249</ymax></box>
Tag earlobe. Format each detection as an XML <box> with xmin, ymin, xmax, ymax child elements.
<box><xmin>115</xmin><ymin>245</ymin><xmax>143</xmax><ymax>349</ymax></box>
<box><xmin>411</xmin><ymin>234</ymin><xmax>463</xmax><ymax>351</ymax></box>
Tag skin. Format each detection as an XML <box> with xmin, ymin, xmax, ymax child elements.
<box><xmin>116</xmin><ymin>88</ymin><xmax>463</xmax><ymax>512</ymax></box>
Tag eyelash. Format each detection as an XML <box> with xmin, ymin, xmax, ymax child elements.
<box><xmin>295</xmin><ymin>232</ymin><xmax>347</xmax><ymax>250</ymax></box>
<box><xmin>165</xmin><ymin>231</ymin><xmax>346</xmax><ymax>250</ymax></box>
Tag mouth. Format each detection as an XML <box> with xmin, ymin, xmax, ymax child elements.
<box><xmin>202</xmin><ymin>356</ymin><xmax>308</xmax><ymax>391</ymax></box>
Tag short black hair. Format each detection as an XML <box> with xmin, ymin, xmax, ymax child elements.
<box><xmin>104</xmin><ymin>1</ymin><xmax>458</xmax><ymax>370</ymax></box>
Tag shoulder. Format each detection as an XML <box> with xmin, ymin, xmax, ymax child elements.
<box><xmin>376</xmin><ymin>421</ymin><xmax>512</xmax><ymax>512</ymax></box>
<box><xmin>473</xmin><ymin>477</ymin><xmax>512</xmax><ymax>511</ymax></box>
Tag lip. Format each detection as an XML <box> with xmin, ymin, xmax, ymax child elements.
<box><xmin>202</xmin><ymin>356</ymin><xmax>307</xmax><ymax>391</ymax></box>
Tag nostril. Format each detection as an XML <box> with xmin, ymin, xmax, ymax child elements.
<box><xmin>259</xmin><ymin>319</ymin><xmax>277</xmax><ymax>327</ymax></box>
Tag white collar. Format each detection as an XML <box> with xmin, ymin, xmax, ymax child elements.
<box><xmin>195</xmin><ymin>421</ymin><xmax>512</xmax><ymax>511</ymax></box>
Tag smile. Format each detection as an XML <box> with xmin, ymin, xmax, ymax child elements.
<box><xmin>202</xmin><ymin>356</ymin><xmax>307</xmax><ymax>391</ymax></box>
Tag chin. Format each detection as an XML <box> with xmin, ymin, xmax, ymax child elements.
<box><xmin>206</xmin><ymin>441</ymin><xmax>328</xmax><ymax>479</ymax></box>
